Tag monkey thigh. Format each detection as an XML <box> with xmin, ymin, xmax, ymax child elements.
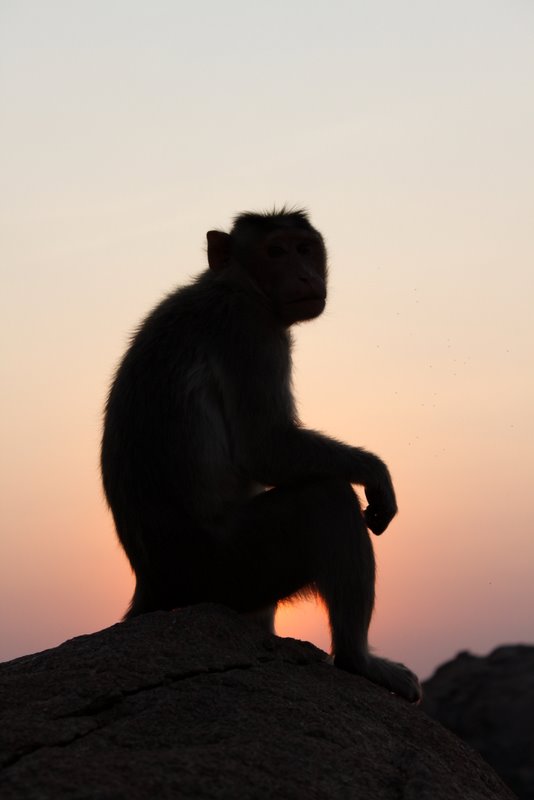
<box><xmin>208</xmin><ymin>478</ymin><xmax>370</xmax><ymax>612</ymax></box>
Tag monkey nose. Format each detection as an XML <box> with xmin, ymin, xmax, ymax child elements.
<box><xmin>299</xmin><ymin>273</ymin><xmax>326</xmax><ymax>296</ymax></box>
<box><xmin>298</xmin><ymin>269</ymin><xmax>315</xmax><ymax>283</ymax></box>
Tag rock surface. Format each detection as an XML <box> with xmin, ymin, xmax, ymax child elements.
<box><xmin>423</xmin><ymin>645</ymin><xmax>534</xmax><ymax>800</ymax></box>
<box><xmin>0</xmin><ymin>605</ymin><xmax>515</xmax><ymax>800</ymax></box>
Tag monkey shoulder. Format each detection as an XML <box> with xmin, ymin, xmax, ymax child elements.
<box><xmin>167</xmin><ymin>271</ymin><xmax>289</xmax><ymax>363</ymax></box>
<box><xmin>117</xmin><ymin>271</ymin><xmax>291</xmax><ymax>415</ymax></box>
<box><xmin>140</xmin><ymin>272</ymin><xmax>258</xmax><ymax>339</ymax></box>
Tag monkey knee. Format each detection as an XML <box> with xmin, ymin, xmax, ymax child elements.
<box><xmin>295</xmin><ymin>479</ymin><xmax>369</xmax><ymax>557</ymax></box>
<box><xmin>329</xmin><ymin>478</ymin><xmax>361</xmax><ymax>508</ymax></box>
<box><xmin>305</xmin><ymin>478</ymin><xmax>362</xmax><ymax>517</ymax></box>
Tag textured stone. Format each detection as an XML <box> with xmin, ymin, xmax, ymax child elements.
<box><xmin>423</xmin><ymin>645</ymin><xmax>534</xmax><ymax>800</ymax></box>
<box><xmin>0</xmin><ymin>605</ymin><xmax>514</xmax><ymax>799</ymax></box>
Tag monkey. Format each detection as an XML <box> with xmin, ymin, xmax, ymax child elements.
<box><xmin>101</xmin><ymin>208</ymin><xmax>421</xmax><ymax>703</ymax></box>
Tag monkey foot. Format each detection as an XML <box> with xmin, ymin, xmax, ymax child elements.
<box><xmin>334</xmin><ymin>654</ymin><xmax>422</xmax><ymax>703</ymax></box>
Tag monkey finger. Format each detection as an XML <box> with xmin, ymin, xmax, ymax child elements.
<box><xmin>364</xmin><ymin>506</ymin><xmax>389</xmax><ymax>535</ymax></box>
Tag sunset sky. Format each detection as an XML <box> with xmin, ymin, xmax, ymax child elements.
<box><xmin>1</xmin><ymin>1</ymin><xmax>533</xmax><ymax>679</ymax></box>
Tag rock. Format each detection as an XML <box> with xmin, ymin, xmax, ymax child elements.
<box><xmin>423</xmin><ymin>645</ymin><xmax>534</xmax><ymax>800</ymax></box>
<box><xmin>0</xmin><ymin>605</ymin><xmax>514</xmax><ymax>800</ymax></box>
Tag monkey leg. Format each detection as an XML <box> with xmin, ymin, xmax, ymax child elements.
<box><xmin>313</xmin><ymin>481</ymin><xmax>420</xmax><ymax>703</ymax></box>
<box><xmin>313</xmin><ymin>483</ymin><xmax>421</xmax><ymax>702</ymax></box>
<box><xmin>124</xmin><ymin>479</ymin><xmax>420</xmax><ymax>701</ymax></box>
<box><xmin>214</xmin><ymin>478</ymin><xmax>420</xmax><ymax>702</ymax></box>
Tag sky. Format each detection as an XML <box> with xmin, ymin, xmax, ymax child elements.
<box><xmin>1</xmin><ymin>0</ymin><xmax>533</xmax><ymax>680</ymax></box>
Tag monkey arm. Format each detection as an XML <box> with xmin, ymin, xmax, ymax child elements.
<box><xmin>240</xmin><ymin>425</ymin><xmax>397</xmax><ymax>535</ymax></box>
<box><xmin>211</xmin><ymin>299</ymin><xmax>397</xmax><ymax>535</ymax></box>
<box><xmin>243</xmin><ymin>424</ymin><xmax>383</xmax><ymax>488</ymax></box>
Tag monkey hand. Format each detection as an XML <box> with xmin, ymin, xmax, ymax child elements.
<box><xmin>363</xmin><ymin>465</ymin><xmax>397</xmax><ymax>535</ymax></box>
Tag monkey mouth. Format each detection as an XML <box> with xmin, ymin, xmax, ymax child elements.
<box><xmin>284</xmin><ymin>296</ymin><xmax>326</xmax><ymax>321</ymax></box>
<box><xmin>287</xmin><ymin>295</ymin><xmax>326</xmax><ymax>306</ymax></box>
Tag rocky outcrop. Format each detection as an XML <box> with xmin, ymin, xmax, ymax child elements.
<box><xmin>423</xmin><ymin>645</ymin><xmax>534</xmax><ymax>800</ymax></box>
<box><xmin>0</xmin><ymin>605</ymin><xmax>514</xmax><ymax>799</ymax></box>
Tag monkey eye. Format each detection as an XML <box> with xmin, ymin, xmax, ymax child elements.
<box><xmin>267</xmin><ymin>244</ymin><xmax>286</xmax><ymax>258</ymax></box>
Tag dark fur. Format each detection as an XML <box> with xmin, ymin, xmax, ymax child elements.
<box><xmin>101</xmin><ymin>209</ymin><xmax>421</xmax><ymax>701</ymax></box>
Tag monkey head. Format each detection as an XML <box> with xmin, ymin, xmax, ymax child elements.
<box><xmin>206</xmin><ymin>209</ymin><xmax>328</xmax><ymax>327</ymax></box>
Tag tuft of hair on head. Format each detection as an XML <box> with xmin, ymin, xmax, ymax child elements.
<box><xmin>231</xmin><ymin>206</ymin><xmax>314</xmax><ymax>238</ymax></box>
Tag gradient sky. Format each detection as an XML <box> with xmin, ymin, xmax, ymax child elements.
<box><xmin>1</xmin><ymin>1</ymin><xmax>533</xmax><ymax>679</ymax></box>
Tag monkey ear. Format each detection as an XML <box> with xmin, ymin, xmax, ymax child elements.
<box><xmin>207</xmin><ymin>230</ymin><xmax>232</xmax><ymax>271</ymax></box>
